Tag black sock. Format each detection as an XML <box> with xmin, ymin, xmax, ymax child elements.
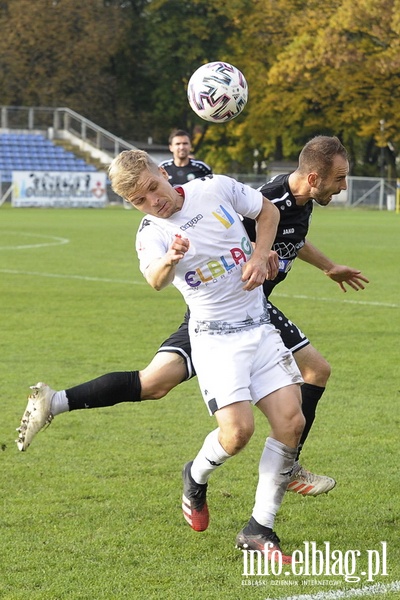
<box><xmin>296</xmin><ymin>383</ymin><xmax>325</xmax><ymax>460</ymax></box>
<box><xmin>66</xmin><ymin>371</ymin><xmax>141</xmax><ymax>411</ymax></box>
<box><xmin>243</xmin><ymin>516</ymin><xmax>272</xmax><ymax>536</ymax></box>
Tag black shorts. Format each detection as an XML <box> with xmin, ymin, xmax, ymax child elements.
<box><xmin>267</xmin><ymin>301</ymin><xmax>310</xmax><ymax>353</ymax></box>
<box><xmin>157</xmin><ymin>320</ymin><xmax>195</xmax><ymax>380</ymax></box>
<box><xmin>157</xmin><ymin>302</ymin><xmax>310</xmax><ymax>381</ymax></box>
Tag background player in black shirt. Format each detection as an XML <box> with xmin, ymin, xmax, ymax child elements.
<box><xmin>17</xmin><ymin>136</ymin><xmax>369</xmax><ymax>498</ymax></box>
<box><xmin>158</xmin><ymin>129</ymin><xmax>212</xmax><ymax>185</ymax></box>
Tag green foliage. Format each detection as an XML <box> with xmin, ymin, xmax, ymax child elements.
<box><xmin>130</xmin><ymin>0</ymin><xmax>238</xmax><ymax>140</ymax></box>
<box><xmin>0</xmin><ymin>205</ymin><xmax>399</xmax><ymax>599</ymax></box>
<box><xmin>0</xmin><ymin>0</ymin><xmax>128</xmax><ymax>124</ymax></box>
<box><xmin>0</xmin><ymin>0</ymin><xmax>399</xmax><ymax>173</ymax></box>
<box><xmin>257</xmin><ymin>0</ymin><xmax>400</xmax><ymax>171</ymax></box>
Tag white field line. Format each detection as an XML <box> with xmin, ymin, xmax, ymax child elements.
<box><xmin>264</xmin><ymin>579</ymin><xmax>400</xmax><ymax>600</ymax></box>
<box><xmin>1</xmin><ymin>268</ymin><xmax>398</xmax><ymax>308</ymax></box>
<box><xmin>1</xmin><ymin>233</ymin><xmax>398</xmax><ymax>308</ymax></box>
<box><xmin>272</xmin><ymin>292</ymin><xmax>399</xmax><ymax>309</ymax></box>
<box><xmin>0</xmin><ymin>232</ymin><xmax>70</xmax><ymax>250</ymax></box>
<box><xmin>0</xmin><ymin>268</ymin><xmax>145</xmax><ymax>286</ymax></box>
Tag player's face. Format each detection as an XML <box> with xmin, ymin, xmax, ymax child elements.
<box><xmin>126</xmin><ymin>168</ymin><xmax>183</xmax><ymax>217</ymax></box>
<box><xmin>311</xmin><ymin>155</ymin><xmax>349</xmax><ymax>206</ymax></box>
<box><xmin>169</xmin><ymin>136</ymin><xmax>191</xmax><ymax>160</ymax></box>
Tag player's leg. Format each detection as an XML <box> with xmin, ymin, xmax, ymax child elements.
<box><xmin>182</xmin><ymin>326</ymin><xmax>258</xmax><ymax>532</ymax></box>
<box><xmin>291</xmin><ymin>343</ymin><xmax>331</xmax><ymax>455</ymax></box>
<box><xmin>268</xmin><ymin>301</ymin><xmax>331</xmax><ymax>446</ymax></box>
<box><xmin>183</xmin><ymin>401</ymin><xmax>254</xmax><ymax>532</ymax></box>
<box><xmin>64</xmin><ymin>346</ymin><xmax>189</xmax><ymax>409</ymax></box>
<box><xmin>236</xmin><ymin>327</ymin><xmax>304</xmax><ymax>562</ymax></box>
<box><xmin>16</xmin><ymin>319</ymin><xmax>193</xmax><ymax>451</ymax></box>
<box><xmin>268</xmin><ymin>301</ymin><xmax>335</xmax><ymax>495</ymax></box>
<box><xmin>140</xmin><ymin>318</ymin><xmax>194</xmax><ymax>399</ymax></box>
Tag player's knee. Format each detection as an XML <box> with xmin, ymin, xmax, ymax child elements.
<box><xmin>293</xmin><ymin>410</ymin><xmax>306</xmax><ymax>439</ymax></box>
<box><xmin>274</xmin><ymin>407</ymin><xmax>305</xmax><ymax>448</ymax></box>
<box><xmin>139</xmin><ymin>374</ymin><xmax>176</xmax><ymax>400</ymax></box>
<box><xmin>300</xmin><ymin>353</ymin><xmax>331</xmax><ymax>387</ymax></box>
<box><xmin>320</xmin><ymin>357</ymin><xmax>332</xmax><ymax>383</ymax></box>
<box><xmin>139</xmin><ymin>371</ymin><xmax>180</xmax><ymax>400</ymax></box>
<box><xmin>139</xmin><ymin>355</ymin><xmax>186</xmax><ymax>400</ymax></box>
<box><xmin>144</xmin><ymin>384</ymin><xmax>171</xmax><ymax>400</ymax></box>
<box><xmin>220</xmin><ymin>422</ymin><xmax>254</xmax><ymax>455</ymax></box>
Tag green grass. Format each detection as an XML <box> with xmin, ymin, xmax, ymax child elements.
<box><xmin>0</xmin><ymin>205</ymin><xmax>399</xmax><ymax>600</ymax></box>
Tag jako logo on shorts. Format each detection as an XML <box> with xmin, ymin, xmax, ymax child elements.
<box><xmin>185</xmin><ymin>236</ymin><xmax>252</xmax><ymax>288</ymax></box>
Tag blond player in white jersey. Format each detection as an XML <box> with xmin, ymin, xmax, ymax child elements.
<box><xmin>108</xmin><ymin>149</ymin><xmax>304</xmax><ymax>563</ymax></box>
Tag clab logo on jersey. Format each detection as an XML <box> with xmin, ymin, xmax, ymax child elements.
<box><xmin>212</xmin><ymin>204</ymin><xmax>235</xmax><ymax>228</ymax></box>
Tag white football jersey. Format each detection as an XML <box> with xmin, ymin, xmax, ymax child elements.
<box><xmin>136</xmin><ymin>174</ymin><xmax>268</xmax><ymax>324</ymax></box>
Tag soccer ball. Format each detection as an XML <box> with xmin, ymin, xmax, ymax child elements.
<box><xmin>187</xmin><ymin>61</ymin><xmax>248</xmax><ymax>123</ymax></box>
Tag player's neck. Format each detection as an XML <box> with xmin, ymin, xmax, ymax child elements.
<box><xmin>174</xmin><ymin>157</ymin><xmax>190</xmax><ymax>167</ymax></box>
<box><xmin>288</xmin><ymin>172</ymin><xmax>312</xmax><ymax>206</ymax></box>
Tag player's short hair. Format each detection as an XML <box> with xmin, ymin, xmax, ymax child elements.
<box><xmin>298</xmin><ymin>136</ymin><xmax>348</xmax><ymax>178</ymax></box>
<box><xmin>108</xmin><ymin>150</ymin><xmax>159</xmax><ymax>199</ymax></box>
<box><xmin>168</xmin><ymin>129</ymin><xmax>191</xmax><ymax>144</ymax></box>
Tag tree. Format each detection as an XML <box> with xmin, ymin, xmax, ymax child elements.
<box><xmin>0</xmin><ymin>0</ymin><xmax>399</xmax><ymax>174</ymax></box>
<box><xmin>122</xmin><ymin>0</ymin><xmax>239</xmax><ymax>143</ymax></box>
<box><xmin>262</xmin><ymin>0</ymin><xmax>400</xmax><ymax>174</ymax></box>
<box><xmin>0</xmin><ymin>0</ymin><xmax>130</xmax><ymax>128</ymax></box>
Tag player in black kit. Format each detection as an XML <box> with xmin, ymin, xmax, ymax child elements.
<box><xmin>158</xmin><ymin>129</ymin><xmax>212</xmax><ymax>185</ymax></box>
<box><xmin>17</xmin><ymin>136</ymin><xmax>369</xmax><ymax>497</ymax></box>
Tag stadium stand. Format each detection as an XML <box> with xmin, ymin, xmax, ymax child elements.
<box><xmin>0</xmin><ymin>133</ymin><xmax>97</xmax><ymax>183</ymax></box>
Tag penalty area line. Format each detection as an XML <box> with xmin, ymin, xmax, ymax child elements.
<box><xmin>263</xmin><ymin>580</ymin><xmax>400</xmax><ymax>600</ymax></box>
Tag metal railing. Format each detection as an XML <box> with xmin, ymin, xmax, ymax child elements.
<box><xmin>0</xmin><ymin>105</ymin><xmax>137</xmax><ymax>164</ymax></box>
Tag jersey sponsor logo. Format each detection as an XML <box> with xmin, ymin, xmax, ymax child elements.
<box><xmin>180</xmin><ymin>213</ymin><xmax>204</xmax><ymax>231</ymax></box>
<box><xmin>212</xmin><ymin>204</ymin><xmax>235</xmax><ymax>229</ymax></box>
<box><xmin>184</xmin><ymin>236</ymin><xmax>252</xmax><ymax>288</ymax></box>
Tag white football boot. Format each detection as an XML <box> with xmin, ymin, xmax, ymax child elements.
<box><xmin>287</xmin><ymin>463</ymin><xmax>336</xmax><ymax>496</ymax></box>
<box><xmin>16</xmin><ymin>382</ymin><xmax>55</xmax><ymax>451</ymax></box>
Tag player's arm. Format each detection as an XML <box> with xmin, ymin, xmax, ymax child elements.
<box><xmin>242</xmin><ymin>197</ymin><xmax>279</xmax><ymax>291</ymax></box>
<box><xmin>297</xmin><ymin>240</ymin><xmax>369</xmax><ymax>292</ymax></box>
<box><xmin>144</xmin><ymin>235</ymin><xmax>190</xmax><ymax>291</ymax></box>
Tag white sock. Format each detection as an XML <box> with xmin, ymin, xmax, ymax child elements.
<box><xmin>252</xmin><ymin>436</ymin><xmax>297</xmax><ymax>529</ymax></box>
<box><xmin>190</xmin><ymin>428</ymin><xmax>231</xmax><ymax>484</ymax></box>
<box><xmin>50</xmin><ymin>390</ymin><xmax>69</xmax><ymax>416</ymax></box>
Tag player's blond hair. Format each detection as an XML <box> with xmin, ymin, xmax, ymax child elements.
<box><xmin>108</xmin><ymin>150</ymin><xmax>159</xmax><ymax>200</ymax></box>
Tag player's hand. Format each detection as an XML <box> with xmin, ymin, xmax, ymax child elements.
<box><xmin>266</xmin><ymin>250</ymin><xmax>279</xmax><ymax>280</ymax></box>
<box><xmin>167</xmin><ymin>234</ymin><xmax>190</xmax><ymax>265</ymax></box>
<box><xmin>325</xmin><ymin>265</ymin><xmax>369</xmax><ymax>292</ymax></box>
<box><xmin>241</xmin><ymin>259</ymin><xmax>268</xmax><ymax>291</ymax></box>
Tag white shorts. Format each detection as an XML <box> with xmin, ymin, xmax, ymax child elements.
<box><xmin>189</xmin><ymin>322</ymin><xmax>303</xmax><ymax>415</ymax></box>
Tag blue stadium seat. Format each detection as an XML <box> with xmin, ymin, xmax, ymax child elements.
<box><xmin>0</xmin><ymin>133</ymin><xmax>97</xmax><ymax>181</ymax></box>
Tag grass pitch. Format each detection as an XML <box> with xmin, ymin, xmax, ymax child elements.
<box><xmin>0</xmin><ymin>204</ymin><xmax>399</xmax><ymax>600</ymax></box>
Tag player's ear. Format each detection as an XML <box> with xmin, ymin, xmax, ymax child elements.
<box><xmin>308</xmin><ymin>172</ymin><xmax>319</xmax><ymax>187</ymax></box>
<box><xmin>159</xmin><ymin>167</ymin><xmax>169</xmax><ymax>180</ymax></box>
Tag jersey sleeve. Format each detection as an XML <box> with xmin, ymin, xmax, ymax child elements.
<box><xmin>216</xmin><ymin>175</ymin><xmax>263</xmax><ymax>220</ymax></box>
<box><xmin>135</xmin><ymin>218</ymin><xmax>172</xmax><ymax>275</ymax></box>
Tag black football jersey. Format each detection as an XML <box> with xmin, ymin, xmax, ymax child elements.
<box><xmin>159</xmin><ymin>158</ymin><xmax>212</xmax><ymax>185</ymax></box>
<box><xmin>242</xmin><ymin>173</ymin><xmax>314</xmax><ymax>298</ymax></box>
